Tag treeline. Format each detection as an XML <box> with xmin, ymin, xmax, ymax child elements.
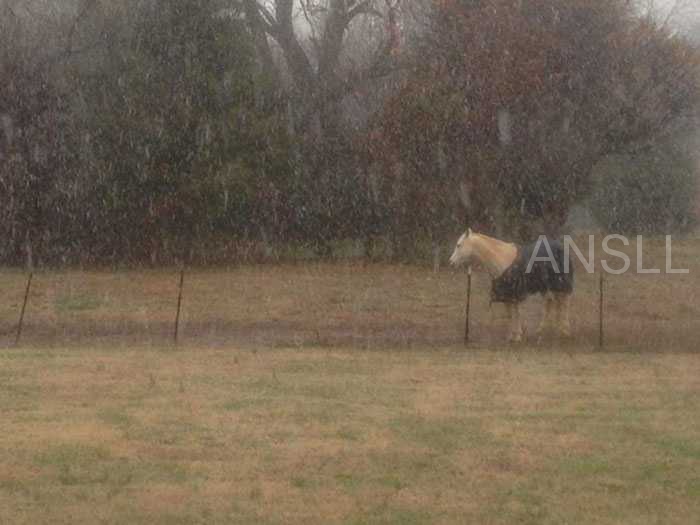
<box><xmin>1</xmin><ymin>0</ymin><xmax>698</xmax><ymax>267</ymax></box>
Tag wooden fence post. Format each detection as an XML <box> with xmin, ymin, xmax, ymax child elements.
<box><xmin>15</xmin><ymin>272</ymin><xmax>33</xmax><ymax>346</ymax></box>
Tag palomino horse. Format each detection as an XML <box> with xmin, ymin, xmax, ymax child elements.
<box><xmin>449</xmin><ymin>229</ymin><xmax>573</xmax><ymax>342</ymax></box>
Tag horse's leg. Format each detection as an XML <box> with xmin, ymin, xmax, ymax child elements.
<box><xmin>506</xmin><ymin>303</ymin><xmax>523</xmax><ymax>343</ymax></box>
<box><xmin>537</xmin><ymin>292</ymin><xmax>554</xmax><ymax>336</ymax></box>
<box><xmin>554</xmin><ymin>292</ymin><xmax>571</xmax><ymax>336</ymax></box>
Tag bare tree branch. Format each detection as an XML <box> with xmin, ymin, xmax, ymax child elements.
<box><xmin>347</xmin><ymin>0</ymin><xmax>382</xmax><ymax>22</ymax></box>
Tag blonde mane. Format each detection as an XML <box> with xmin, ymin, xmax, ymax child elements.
<box><xmin>469</xmin><ymin>232</ymin><xmax>518</xmax><ymax>277</ymax></box>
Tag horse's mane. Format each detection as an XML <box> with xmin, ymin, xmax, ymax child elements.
<box><xmin>470</xmin><ymin>232</ymin><xmax>518</xmax><ymax>277</ymax></box>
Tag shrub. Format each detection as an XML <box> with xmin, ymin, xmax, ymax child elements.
<box><xmin>590</xmin><ymin>145</ymin><xmax>697</xmax><ymax>234</ymax></box>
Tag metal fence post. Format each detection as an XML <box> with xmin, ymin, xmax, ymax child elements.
<box><xmin>599</xmin><ymin>271</ymin><xmax>604</xmax><ymax>349</ymax></box>
<box><xmin>464</xmin><ymin>266</ymin><xmax>472</xmax><ymax>346</ymax></box>
<box><xmin>15</xmin><ymin>272</ymin><xmax>33</xmax><ymax>346</ymax></box>
<box><xmin>174</xmin><ymin>268</ymin><xmax>185</xmax><ymax>345</ymax></box>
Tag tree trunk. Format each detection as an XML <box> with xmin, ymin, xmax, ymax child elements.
<box><xmin>432</xmin><ymin>243</ymin><xmax>441</xmax><ymax>273</ymax></box>
<box><xmin>25</xmin><ymin>234</ymin><xmax>34</xmax><ymax>272</ymax></box>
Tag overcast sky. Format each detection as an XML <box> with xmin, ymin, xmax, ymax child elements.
<box><xmin>652</xmin><ymin>0</ymin><xmax>700</xmax><ymax>30</ymax></box>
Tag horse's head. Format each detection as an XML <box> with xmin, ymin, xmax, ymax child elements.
<box><xmin>449</xmin><ymin>228</ymin><xmax>475</xmax><ymax>266</ymax></box>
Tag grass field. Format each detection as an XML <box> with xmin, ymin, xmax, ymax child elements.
<box><xmin>1</xmin><ymin>237</ymin><xmax>699</xmax><ymax>523</ymax></box>
<box><xmin>1</xmin><ymin>346</ymin><xmax>699</xmax><ymax>524</ymax></box>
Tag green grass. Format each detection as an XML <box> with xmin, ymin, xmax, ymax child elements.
<box><xmin>54</xmin><ymin>293</ymin><xmax>104</xmax><ymax>312</ymax></box>
<box><xmin>0</xmin><ymin>345</ymin><xmax>698</xmax><ymax>524</ymax></box>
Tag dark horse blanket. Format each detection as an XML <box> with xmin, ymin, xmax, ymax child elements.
<box><xmin>491</xmin><ymin>239</ymin><xmax>574</xmax><ymax>303</ymax></box>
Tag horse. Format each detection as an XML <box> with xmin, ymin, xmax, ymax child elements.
<box><xmin>449</xmin><ymin>229</ymin><xmax>573</xmax><ymax>342</ymax></box>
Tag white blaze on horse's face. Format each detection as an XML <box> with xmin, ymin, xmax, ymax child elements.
<box><xmin>449</xmin><ymin>230</ymin><xmax>474</xmax><ymax>266</ymax></box>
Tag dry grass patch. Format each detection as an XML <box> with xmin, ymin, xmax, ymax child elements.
<box><xmin>0</xmin><ymin>345</ymin><xmax>699</xmax><ymax>523</ymax></box>
<box><xmin>0</xmin><ymin>246</ymin><xmax>699</xmax><ymax>522</ymax></box>
<box><xmin>2</xmin><ymin>237</ymin><xmax>698</xmax><ymax>349</ymax></box>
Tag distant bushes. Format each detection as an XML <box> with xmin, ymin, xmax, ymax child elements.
<box><xmin>591</xmin><ymin>145</ymin><xmax>698</xmax><ymax>234</ymax></box>
<box><xmin>1</xmin><ymin>0</ymin><xmax>698</xmax><ymax>267</ymax></box>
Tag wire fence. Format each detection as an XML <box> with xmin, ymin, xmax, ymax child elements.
<box><xmin>1</xmin><ymin>254</ymin><xmax>698</xmax><ymax>351</ymax></box>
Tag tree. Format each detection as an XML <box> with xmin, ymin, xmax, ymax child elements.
<box><xmin>79</xmin><ymin>0</ymin><xmax>290</xmax><ymax>264</ymax></box>
<box><xmin>590</xmin><ymin>142</ymin><xmax>697</xmax><ymax>234</ymax></box>
<box><xmin>371</xmin><ymin>0</ymin><xmax>700</xmax><ymax>241</ymax></box>
<box><xmin>242</xmin><ymin>0</ymin><xmax>402</xmax><ymax>254</ymax></box>
<box><xmin>0</xmin><ymin>3</ymin><xmax>81</xmax><ymax>267</ymax></box>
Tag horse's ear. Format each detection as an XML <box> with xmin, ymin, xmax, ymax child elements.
<box><xmin>467</xmin><ymin>227</ymin><xmax>473</xmax><ymax>237</ymax></box>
